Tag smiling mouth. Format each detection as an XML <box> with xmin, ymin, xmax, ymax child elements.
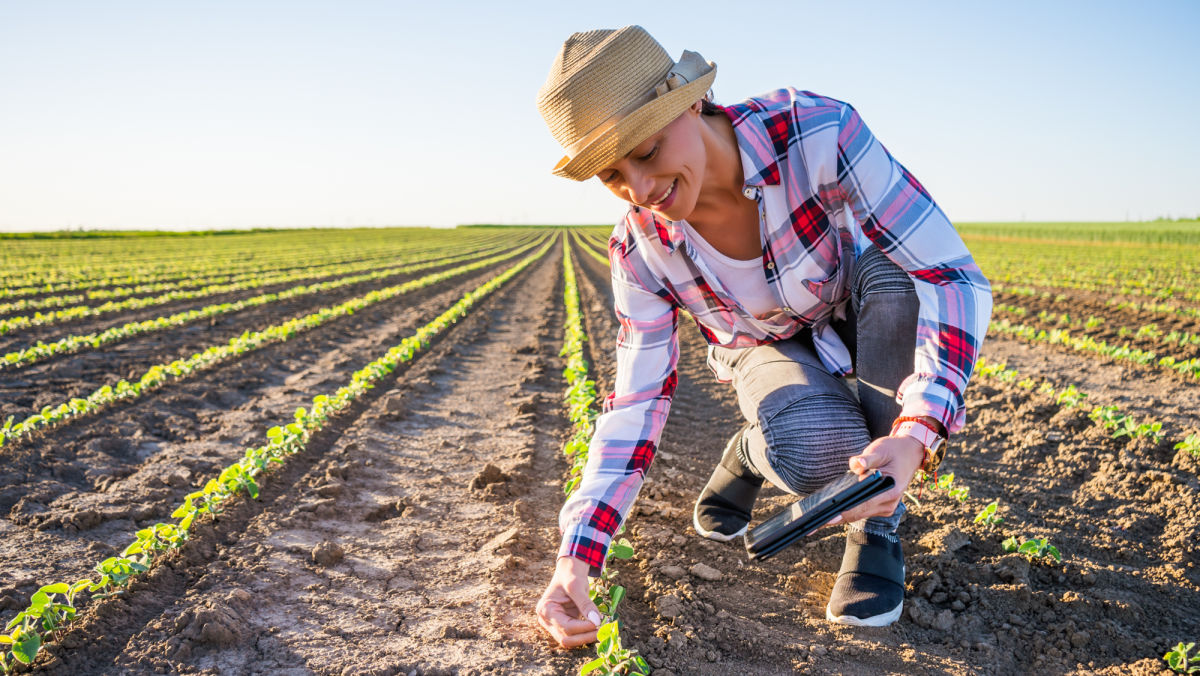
<box><xmin>650</xmin><ymin>179</ymin><xmax>676</xmax><ymax>207</ymax></box>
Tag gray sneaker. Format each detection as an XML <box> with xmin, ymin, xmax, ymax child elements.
<box><xmin>692</xmin><ymin>425</ymin><xmax>764</xmax><ymax>542</ymax></box>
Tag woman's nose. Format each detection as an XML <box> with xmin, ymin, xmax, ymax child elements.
<box><xmin>626</xmin><ymin>170</ymin><xmax>655</xmax><ymax>206</ymax></box>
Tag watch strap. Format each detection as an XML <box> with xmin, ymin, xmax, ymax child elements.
<box><xmin>890</xmin><ymin>420</ymin><xmax>945</xmax><ymax>474</ymax></box>
<box><xmin>891</xmin><ymin>415</ymin><xmax>947</xmax><ymax>439</ymax></box>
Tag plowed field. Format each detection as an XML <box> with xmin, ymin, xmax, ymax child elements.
<box><xmin>1</xmin><ymin>227</ymin><xmax>1197</xmax><ymax>675</ymax></box>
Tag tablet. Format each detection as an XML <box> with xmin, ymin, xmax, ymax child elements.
<box><xmin>744</xmin><ymin>470</ymin><xmax>894</xmax><ymax>560</ymax></box>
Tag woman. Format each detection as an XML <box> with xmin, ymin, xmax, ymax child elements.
<box><xmin>534</xmin><ymin>25</ymin><xmax>992</xmax><ymax>648</ymax></box>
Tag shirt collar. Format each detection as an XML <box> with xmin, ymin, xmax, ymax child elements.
<box><xmin>632</xmin><ymin>104</ymin><xmax>781</xmax><ymax>255</ymax></box>
<box><xmin>724</xmin><ymin>103</ymin><xmax>782</xmax><ymax>188</ymax></box>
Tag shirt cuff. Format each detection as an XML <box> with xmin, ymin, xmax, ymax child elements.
<box><xmin>896</xmin><ymin>373</ymin><xmax>966</xmax><ymax>434</ymax></box>
<box><xmin>557</xmin><ymin>522</ymin><xmax>610</xmax><ymax>577</ymax></box>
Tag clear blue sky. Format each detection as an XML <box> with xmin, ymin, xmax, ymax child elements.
<box><xmin>1</xmin><ymin>1</ymin><xmax>1197</xmax><ymax>231</ymax></box>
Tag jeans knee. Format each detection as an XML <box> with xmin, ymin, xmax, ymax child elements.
<box><xmin>855</xmin><ymin>247</ymin><xmax>916</xmax><ymax>306</ymax></box>
<box><xmin>761</xmin><ymin>394</ymin><xmax>871</xmax><ymax>495</ymax></box>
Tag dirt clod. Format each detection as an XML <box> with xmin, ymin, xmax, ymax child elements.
<box><xmin>689</xmin><ymin>562</ymin><xmax>723</xmax><ymax>581</ymax></box>
<box><xmin>660</xmin><ymin>564</ymin><xmax>686</xmax><ymax>580</ymax></box>
<box><xmin>311</xmin><ymin>540</ymin><xmax>344</xmax><ymax>566</ymax></box>
<box><xmin>439</xmin><ymin>624</ymin><xmax>478</xmax><ymax>639</ymax></box>
<box><xmin>469</xmin><ymin>463</ymin><xmax>509</xmax><ymax>490</ymax></box>
<box><xmin>655</xmin><ymin>594</ymin><xmax>684</xmax><ymax>620</ymax></box>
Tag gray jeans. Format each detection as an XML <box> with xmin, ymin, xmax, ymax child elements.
<box><xmin>708</xmin><ymin>246</ymin><xmax>919</xmax><ymax>536</ymax></box>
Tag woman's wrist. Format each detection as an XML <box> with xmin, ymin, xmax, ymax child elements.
<box><xmin>888</xmin><ymin>433</ymin><xmax>927</xmax><ymax>469</ymax></box>
<box><xmin>557</xmin><ymin>555</ymin><xmax>592</xmax><ymax>576</ymax></box>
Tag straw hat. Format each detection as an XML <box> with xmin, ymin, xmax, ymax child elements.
<box><xmin>537</xmin><ymin>25</ymin><xmax>717</xmax><ymax>181</ymax></box>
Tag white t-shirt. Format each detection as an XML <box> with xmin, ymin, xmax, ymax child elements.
<box><xmin>682</xmin><ymin>222</ymin><xmax>779</xmax><ymax>317</ymax></box>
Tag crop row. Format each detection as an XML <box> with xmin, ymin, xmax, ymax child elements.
<box><xmin>993</xmin><ymin>304</ymin><xmax>1200</xmax><ymax>354</ymax></box>
<box><xmin>1</xmin><ymin>236</ymin><xmax>535</xmax><ymax>370</ymax></box>
<box><xmin>0</xmin><ymin>233</ymin><xmax>529</xmax><ymax>336</ymax></box>
<box><xmin>988</xmin><ymin>273</ymin><xmax>1200</xmax><ymax>305</ymax></box>
<box><xmin>988</xmin><ymin>318</ymin><xmax>1200</xmax><ymax>381</ymax></box>
<box><xmin>989</xmin><ymin>303</ymin><xmax>1200</xmax><ymax>371</ymax></box>
<box><xmin>0</xmin><ymin>236</ymin><xmax>549</xmax><ymax>451</ymax></box>
<box><xmin>990</xmin><ymin>283</ymin><xmax>1200</xmax><ymax>322</ymax></box>
<box><xmin>0</xmin><ymin>228</ymin><xmax>477</xmax><ymax>290</ymax></box>
<box><xmin>0</xmin><ymin>238</ymin><xmax>555</xmax><ymax>673</ymax></box>
<box><xmin>973</xmin><ymin>356</ymin><xmax>1199</xmax><ymax>460</ymax></box>
<box><xmin>0</xmin><ymin>233</ymin><xmax>463</xmax><ymax>300</ymax></box>
<box><xmin>570</xmin><ymin>230</ymin><xmax>610</xmax><ymax>267</ymax></box>
<box><xmin>0</xmin><ymin>230</ymin><xmax>508</xmax><ymax>314</ymax></box>
<box><xmin>558</xmin><ymin>240</ymin><xmax>649</xmax><ymax>675</ymax></box>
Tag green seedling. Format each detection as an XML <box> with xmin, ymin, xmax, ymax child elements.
<box><xmin>973</xmin><ymin>500</ymin><xmax>1004</xmax><ymax>530</ymax></box>
<box><xmin>1136</xmin><ymin>323</ymin><xmax>1162</xmax><ymax>339</ymax></box>
<box><xmin>559</xmin><ymin>243</ymin><xmax>649</xmax><ymax>674</ymax></box>
<box><xmin>1003</xmin><ymin>536</ymin><xmax>1062</xmax><ymax>563</ymax></box>
<box><xmin>578</xmin><ymin>620</ymin><xmax>651</xmax><ymax>675</ymax></box>
<box><xmin>1055</xmin><ymin>384</ymin><xmax>1087</xmax><ymax>408</ymax></box>
<box><xmin>930</xmin><ymin>472</ymin><xmax>969</xmax><ymax>501</ymax></box>
<box><xmin>1</xmin><ymin>579</ymin><xmax>94</xmax><ymax>669</ymax></box>
<box><xmin>580</xmin><ymin>537</ymin><xmax>648</xmax><ymax>675</ymax></box>
<box><xmin>1165</xmin><ymin>641</ymin><xmax>1200</xmax><ymax>673</ymax></box>
<box><xmin>1134</xmin><ymin>421</ymin><xmax>1164</xmax><ymax>443</ymax></box>
<box><xmin>1173</xmin><ymin>433</ymin><xmax>1200</xmax><ymax>458</ymax></box>
<box><xmin>1089</xmin><ymin>405</ymin><xmax>1128</xmax><ymax>435</ymax></box>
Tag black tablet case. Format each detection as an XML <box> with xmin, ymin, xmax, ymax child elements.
<box><xmin>744</xmin><ymin>470</ymin><xmax>895</xmax><ymax>560</ymax></box>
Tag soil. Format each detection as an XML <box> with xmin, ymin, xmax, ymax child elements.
<box><xmin>0</xmin><ymin>232</ymin><xmax>1196</xmax><ymax>675</ymax></box>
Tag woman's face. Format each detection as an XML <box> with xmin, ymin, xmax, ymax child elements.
<box><xmin>595</xmin><ymin>101</ymin><xmax>706</xmax><ymax>221</ymax></box>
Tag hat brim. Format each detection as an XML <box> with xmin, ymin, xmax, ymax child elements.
<box><xmin>552</xmin><ymin>65</ymin><xmax>717</xmax><ymax>181</ymax></box>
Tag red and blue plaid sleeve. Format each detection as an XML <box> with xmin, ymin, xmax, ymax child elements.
<box><xmin>557</xmin><ymin>228</ymin><xmax>680</xmax><ymax>574</ymax></box>
<box><xmin>833</xmin><ymin>102</ymin><xmax>993</xmax><ymax>433</ymax></box>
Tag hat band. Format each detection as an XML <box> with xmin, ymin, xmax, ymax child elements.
<box><xmin>563</xmin><ymin>50</ymin><xmax>710</xmax><ymax>161</ymax></box>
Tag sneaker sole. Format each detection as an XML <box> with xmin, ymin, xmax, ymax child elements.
<box><xmin>691</xmin><ymin>508</ymin><xmax>748</xmax><ymax>542</ymax></box>
<box><xmin>824</xmin><ymin>600</ymin><xmax>904</xmax><ymax>627</ymax></box>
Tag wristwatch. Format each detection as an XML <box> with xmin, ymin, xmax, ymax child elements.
<box><xmin>890</xmin><ymin>417</ymin><xmax>947</xmax><ymax>474</ymax></box>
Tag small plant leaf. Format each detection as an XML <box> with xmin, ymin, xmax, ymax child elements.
<box><xmin>578</xmin><ymin>657</ymin><xmax>605</xmax><ymax>675</ymax></box>
<box><xmin>11</xmin><ymin>630</ymin><xmax>41</xmax><ymax>664</ymax></box>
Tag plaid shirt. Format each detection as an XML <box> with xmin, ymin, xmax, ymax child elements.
<box><xmin>559</xmin><ymin>88</ymin><xmax>993</xmax><ymax>571</ymax></box>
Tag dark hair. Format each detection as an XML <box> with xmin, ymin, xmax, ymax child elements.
<box><xmin>700</xmin><ymin>92</ymin><xmax>722</xmax><ymax>116</ymax></box>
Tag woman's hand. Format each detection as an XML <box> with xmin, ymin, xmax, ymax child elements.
<box><xmin>535</xmin><ymin>556</ymin><xmax>602</xmax><ymax>649</ymax></box>
<box><xmin>825</xmin><ymin>434</ymin><xmax>925</xmax><ymax>527</ymax></box>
